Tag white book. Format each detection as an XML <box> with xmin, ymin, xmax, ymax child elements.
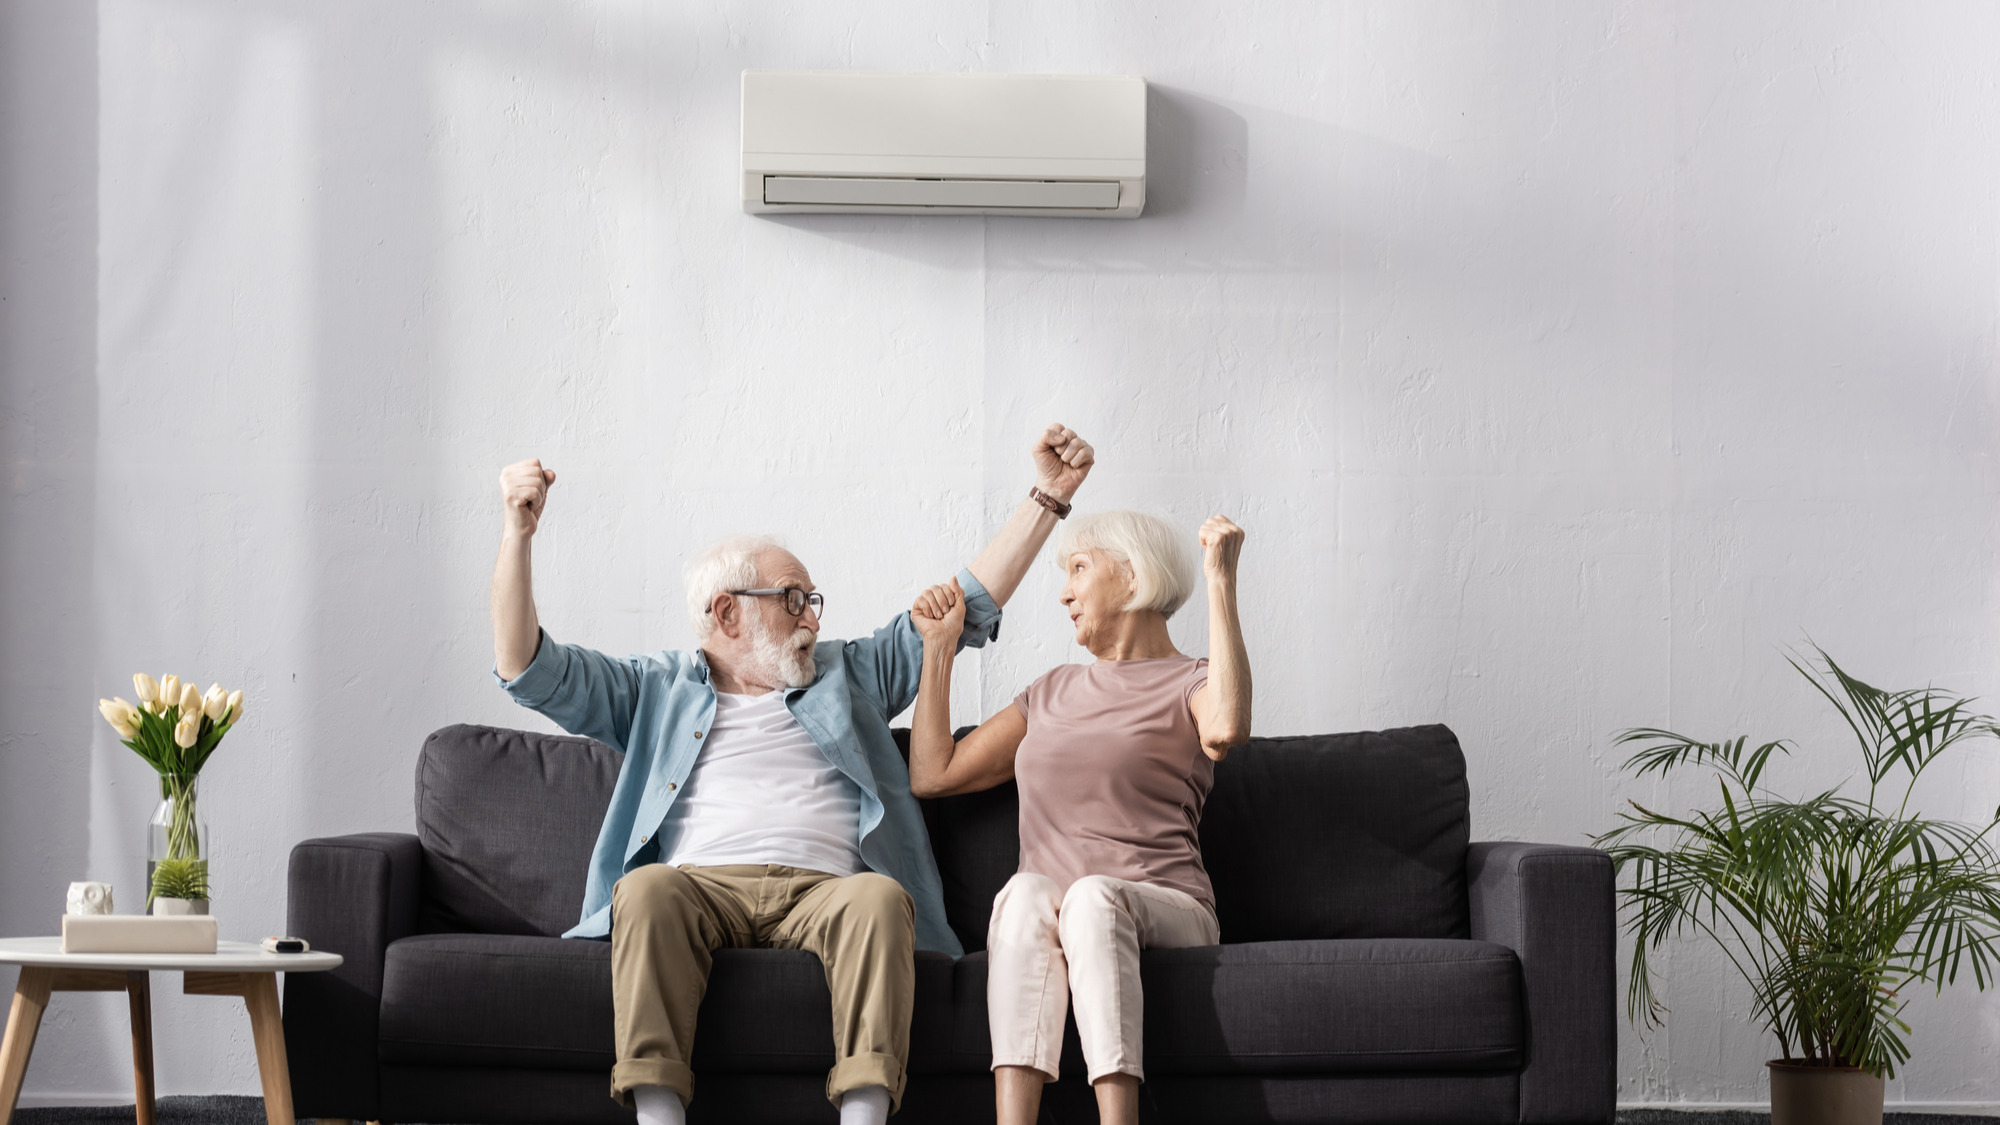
<box><xmin>61</xmin><ymin>914</ymin><xmax>218</xmax><ymax>954</ymax></box>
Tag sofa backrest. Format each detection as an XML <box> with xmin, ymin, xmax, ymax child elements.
<box><xmin>415</xmin><ymin>723</ymin><xmax>619</xmax><ymax>937</ymax></box>
<box><xmin>413</xmin><ymin>721</ymin><xmax>1471</xmax><ymax>948</ymax></box>
<box><xmin>1199</xmin><ymin>725</ymin><xmax>1470</xmax><ymax>942</ymax></box>
<box><xmin>910</xmin><ymin>723</ymin><xmax>1471</xmax><ymax>952</ymax></box>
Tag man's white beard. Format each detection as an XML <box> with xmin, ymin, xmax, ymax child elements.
<box><xmin>749</xmin><ymin>615</ymin><xmax>817</xmax><ymax>689</ymax></box>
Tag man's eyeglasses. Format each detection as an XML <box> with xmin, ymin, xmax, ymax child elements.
<box><xmin>711</xmin><ymin>587</ymin><xmax>824</xmax><ymax>617</ymax></box>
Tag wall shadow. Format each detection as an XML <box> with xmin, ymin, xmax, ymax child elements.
<box><xmin>0</xmin><ymin>0</ymin><xmax>100</xmax><ymax>1006</ymax></box>
<box><xmin>1140</xmin><ymin>83</ymin><xmax>1249</xmax><ymax>221</ymax></box>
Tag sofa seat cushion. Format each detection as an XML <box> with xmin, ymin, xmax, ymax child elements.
<box><xmin>380</xmin><ymin>934</ymin><xmax>614</xmax><ymax>1070</ymax></box>
<box><xmin>379</xmin><ymin>933</ymin><xmax>958</xmax><ymax>1073</ymax></box>
<box><xmin>1141</xmin><ymin>939</ymin><xmax>1524</xmax><ymax>1075</ymax></box>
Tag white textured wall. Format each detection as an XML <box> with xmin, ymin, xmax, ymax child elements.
<box><xmin>4</xmin><ymin>0</ymin><xmax>1998</xmax><ymax>1110</ymax></box>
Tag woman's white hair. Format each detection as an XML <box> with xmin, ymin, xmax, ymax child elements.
<box><xmin>685</xmin><ymin>534</ymin><xmax>786</xmax><ymax>640</ymax></box>
<box><xmin>1054</xmin><ymin>510</ymin><xmax>1198</xmax><ymax>618</ymax></box>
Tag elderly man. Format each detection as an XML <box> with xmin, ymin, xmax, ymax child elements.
<box><xmin>489</xmin><ymin>425</ymin><xmax>1094</xmax><ymax>1125</ymax></box>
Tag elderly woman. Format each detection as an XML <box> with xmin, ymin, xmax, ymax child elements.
<box><xmin>906</xmin><ymin>510</ymin><xmax>1251</xmax><ymax>1125</ymax></box>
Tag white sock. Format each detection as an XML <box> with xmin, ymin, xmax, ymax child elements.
<box><xmin>839</xmin><ymin>1084</ymin><xmax>891</xmax><ymax>1125</ymax></box>
<box><xmin>634</xmin><ymin>1084</ymin><xmax>686</xmax><ymax>1125</ymax></box>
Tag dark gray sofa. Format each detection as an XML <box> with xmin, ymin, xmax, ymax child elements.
<box><xmin>283</xmin><ymin>722</ymin><xmax>1614</xmax><ymax>1124</ymax></box>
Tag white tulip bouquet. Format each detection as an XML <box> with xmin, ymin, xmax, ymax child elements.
<box><xmin>98</xmin><ymin>674</ymin><xmax>244</xmax><ymax>906</ymax></box>
<box><xmin>99</xmin><ymin>674</ymin><xmax>242</xmax><ymax>771</ymax></box>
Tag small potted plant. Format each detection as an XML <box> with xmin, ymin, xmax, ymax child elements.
<box><xmin>147</xmin><ymin>856</ymin><xmax>212</xmax><ymax>915</ymax></box>
<box><xmin>1597</xmin><ymin>646</ymin><xmax>2000</xmax><ymax>1125</ymax></box>
<box><xmin>98</xmin><ymin>674</ymin><xmax>243</xmax><ymax>915</ymax></box>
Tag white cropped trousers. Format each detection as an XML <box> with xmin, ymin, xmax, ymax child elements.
<box><xmin>985</xmin><ymin>871</ymin><xmax>1220</xmax><ymax>1083</ymax></box>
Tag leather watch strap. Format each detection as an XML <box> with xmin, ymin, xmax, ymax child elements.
<box><xmin>1028</xmin><ymin>486</ymin><xmax>1072</xmax><ymax>519</ymax></box>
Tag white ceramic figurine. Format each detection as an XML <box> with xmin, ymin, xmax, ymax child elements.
<box><xmin>66</xmin><ymin>881</ymin><xmax>114</xmax><ymax>915</ymax></box>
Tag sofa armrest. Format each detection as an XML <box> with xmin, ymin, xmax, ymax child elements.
<box><xmin>282</xmin><ymin>832</ymin><xmax>422</xmax><ymax>1120</ymax></box>
<box><xmin>1466</xmin><ymin>841</ymin><xmax>1615</xmax><ymax>1125</ymax></box>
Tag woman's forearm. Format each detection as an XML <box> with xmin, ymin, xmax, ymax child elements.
<box><xmin>1201</xmin><ymin>576</ymin><xmax>1252</xmax><ymax>752</ymax></box>
<box><xmin>909</xmin><ymin>641</ymin><xmax>958</xmax><ymax>796</ymax></box>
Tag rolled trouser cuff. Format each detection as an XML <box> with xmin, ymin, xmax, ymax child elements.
<box><xmin>990</xmin><ymin>1055</ymin><xmax>1060</xmax><ymax>1083</ymax></box>
<box><xmin>1087</xmin><ymin>1060</ymin><xmax>1145</xmax><ymax>1085</ymax></box>
<box><xmin>611</xmin><ymin>1058</ymin><xmax>694</xmax><ymax>1108</ymax></box>
<box><xmin>827</xmin><ymin>1052</ymin><xmax>906</xmax><ymax>1111</ymax></box>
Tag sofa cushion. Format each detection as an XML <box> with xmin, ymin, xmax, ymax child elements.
<box><xmin>378</xmin><ymin>933</ymin><xmax>961</xmax><ymax>1073</ymax></box>
<box><xmin>1199</xmin><ymin>726</ymin><xmax>1471</xmax><ymax>941</ymax></box>
<box><xmin>1141</xmin><ymin>939</ymin><xmax>1523</xmax><ymax>1075</ymax></box>
<box><xmin>917</xmin><ymin>782</ymin><xmax>1021</xmax><ymax>955</ymax></box>
<box><xmin>948</xmin><ymin>939</ymin><xmax>1519</xmax><ymax>1079</ymax></box>
<box><xmin>379</xmin><ymin>934</ymin><xmax>614</xmax><ymax>1071</ymax></box>
<box><xmin>414</xmin><ymin>723</ymin><xmax>620</xmax><ymax>936</ymax></box>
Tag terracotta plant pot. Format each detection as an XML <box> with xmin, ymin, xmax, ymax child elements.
<box><xmin>1768</xmin><ymin>1060</ymin><xmax>1884</xmax><ymax>1125</ymax></box>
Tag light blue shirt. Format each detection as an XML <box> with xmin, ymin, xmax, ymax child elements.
<box><xmin>496</xmin><ymin>568</ymin><xmax>1000</xmax><ymax>955</ymax></box>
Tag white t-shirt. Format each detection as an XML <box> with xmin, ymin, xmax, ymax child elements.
<box><xmin>658</xmin><ymin>689</ymin><xmax>867</xmax><ymax>876</ymax></box>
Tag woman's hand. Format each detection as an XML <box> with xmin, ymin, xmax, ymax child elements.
<box><xmin>1198</xmin><ymin>515</ymin><xmax>1245</xmax><ymax>583</ymax></box>
<box><xmin>911</xmin><ymin>578</ymin><xmax>966</xmax><ymax>648</ymax></box>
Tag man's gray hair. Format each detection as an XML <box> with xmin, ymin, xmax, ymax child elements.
<box><xmin>1053</xmin><ymin>510</ymin><xmax>1198</xmax><ymax>618</ymax></box>
<box><xmin>685</xmin><ymin>534</ymin><xmax>786</xmax><ymax>640</ymax></box>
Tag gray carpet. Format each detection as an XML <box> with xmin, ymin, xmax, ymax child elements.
<box><xmin>14</xmin><ymin>1100</ymin><xmax>264</xmax><ymax>1125</ymax></box>
<box><xmin>1620</xmin><ymin>1114</ymin><xmax>2000</xmax><ymax>1125</ymax></box>
<box><xmin>11</xmin><ymin>1099</ymin><xmax>2000</xmax><ymax>1125</ymax></box>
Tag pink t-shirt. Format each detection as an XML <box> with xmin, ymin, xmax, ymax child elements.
<box><xmin>1011</xmin><ymin>655</ymin><xmax>1215</xmax><ymax>909</ymax></box>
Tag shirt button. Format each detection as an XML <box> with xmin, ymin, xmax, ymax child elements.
<box><xmin>668</xmin><ymin>782</ymin><xmax>677</xmax><ymax>791</ymax></box>
<box><xmin>640</xmin><ymin>835</ymin><xmax>648</xmax><ymax>843</ymax></box>
<box><xmin>694</xmin><ymin>731</ymin><xmax>703</xmax><ymax>739</ymax></box>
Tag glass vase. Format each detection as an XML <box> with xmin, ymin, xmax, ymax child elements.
<box><xmin>147</xmin><ymin>773</ymin><xmax>210</xmax><ymax>911</ymax></box>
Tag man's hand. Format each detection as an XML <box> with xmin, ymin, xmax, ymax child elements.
<box><xmin>911</xmin><ymin>578</ymin><xmax>966</xmax><ymax>648</ymax></box>
<box><xmin>1031</xmin><ymin>423</ymin><xmax>1095</xmax><ymax>503</ymax></box>
<box><xmin>1198</xmin><ymin>515</ymin><xmax>1245</xmax><ymax>583</ymax></box>
<box><xmin>500</xmin><ymin>459</ymin><xmax>557</xmax><ymax>538</ymax></box>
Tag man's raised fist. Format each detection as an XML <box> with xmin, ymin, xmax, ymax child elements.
<box><xmin>500</xmin><ymin>459</ymin><xmax>557</xmax><ymax>537</ymax></box>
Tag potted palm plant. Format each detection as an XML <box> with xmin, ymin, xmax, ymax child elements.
<box><xmin>1597</xmin><ymin>647</ymin><xmax>2000</xmax><ymax>1125</ymax></box>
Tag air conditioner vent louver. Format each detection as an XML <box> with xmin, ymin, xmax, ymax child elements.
<box><xmin>742</xmin><ymin>71</ymin><xmax>1146</xmax><ymax>219</ymax></box>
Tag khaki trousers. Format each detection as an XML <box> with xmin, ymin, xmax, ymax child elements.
<box><xmin>986</xmin><ymin>872</ymin><xmax>1220</xmax><ymax>1083</ymax></box>
<box><xmin>609</xmin><ymin>863</ymin><xmax>916</xmax><ymax>1111</ymax></box>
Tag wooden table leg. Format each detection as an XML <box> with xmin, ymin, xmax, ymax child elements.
<box><xmin>183</xmin><ymin>972</ymin><xmax>296</xmax><ymax>1125</ymax></box>
<box><xmin>1</xmin><ymin>968</ymin><xmax>55</xmax><ymax>1125</ymax></box>
<box><xmin>125</xmin><ymin>972</ymin><xmax>154</xmax><ymax>1125</ymax></box>
<box><xmin>243</xmin><ymin>976</ymin><xmax>292</xmax><ymax>1125</ymax></box>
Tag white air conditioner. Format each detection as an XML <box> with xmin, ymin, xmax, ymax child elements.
<box><xmin>741</xmin><ymin>71</ymin><xmax>1146</xmax><ymax>219</ymax></box>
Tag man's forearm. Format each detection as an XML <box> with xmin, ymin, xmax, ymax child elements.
<box><xmin>492</xmin><ymin>531</ymin><xmax>541</xmax><ymax>681</ymax></box>
<box><xmin>965</xmin><ymin>499</ymin><xmax>1063</xmax><ymax>608</ymax></box>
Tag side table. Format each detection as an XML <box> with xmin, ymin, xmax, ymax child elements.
<box><xmin>0</xmin><ymin>936</ymin><xmax>342</xmax><ymax>1125</ymax></box>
